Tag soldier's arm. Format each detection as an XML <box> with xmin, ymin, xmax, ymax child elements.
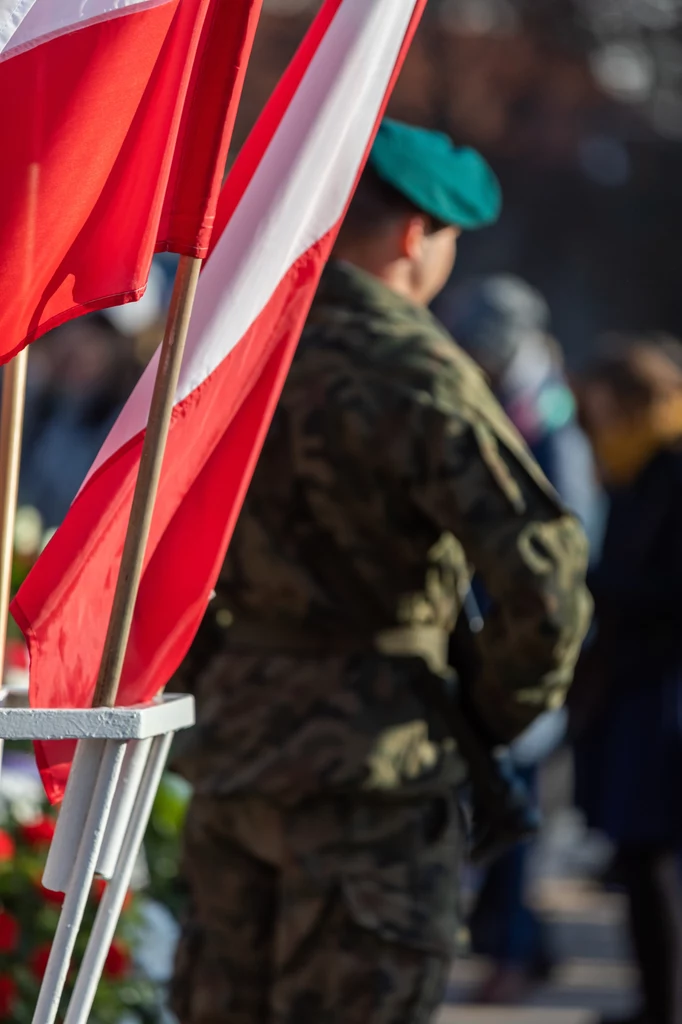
<box><xmin>409</xmin><ymin>362</ymin><xmax>593</xmax><ymax>742</ymax></box>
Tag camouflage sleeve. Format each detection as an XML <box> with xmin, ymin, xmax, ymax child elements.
<box><xmin>408</xmin><ymin>354</ymin><xmax>593</xmax><ymax>742</ymax></box>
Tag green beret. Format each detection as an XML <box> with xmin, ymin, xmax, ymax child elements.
<box><xmin>368</xmin><ymin>119</ymin><xmax>502</xmax><ymax>231</ymax></box>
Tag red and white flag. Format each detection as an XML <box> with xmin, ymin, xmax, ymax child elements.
<box><xmin>0</xmin><ymin>0</ymin><xmax>262</xmax><ymax>364</ymax></box>
<box><xmin>13</xmin><ymin>0</ymin><xmax>427</xmax><ymax>803</ymax></box>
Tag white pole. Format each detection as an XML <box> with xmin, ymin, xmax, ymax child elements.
<box><xmin>32</xmin><ymin>739</ymin><xmax>126</xmax><ymax>1024</ymax></box>
<box><xmin>63</xmin><ymin>732</ymin><xmax>174</xmax><ymax>1024</ymax></box>
<box><xmin>43</xmin><ymin>740</ymin><xmax>102</xmax><ymax>893</ymax></box>
<box><xmin>96</xmin><ymin>737</ymin><xmax>152</xmax><ymax>879</ymax></box>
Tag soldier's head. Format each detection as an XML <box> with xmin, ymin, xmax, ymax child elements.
<box><xmin>334</xmin><ymin>120</ymin><xmax>502</xmax><ymax>307</ymax></box>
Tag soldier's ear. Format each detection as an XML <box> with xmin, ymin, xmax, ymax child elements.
<box><xmin>400</xmin><ymin>215</ymin><xmax>428</xmax><ymax>261</ymax></box>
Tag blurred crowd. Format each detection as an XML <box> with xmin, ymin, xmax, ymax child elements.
<box><xmin>434</xmin><ymin>276</ymin><xmax>682</xmax><ymax>1024</ymax></box>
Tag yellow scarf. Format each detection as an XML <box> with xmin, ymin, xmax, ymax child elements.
<box><xmin>594</xmin><ymin>393</ymin><xmax>682</xmax><ymax>487</ymax></box>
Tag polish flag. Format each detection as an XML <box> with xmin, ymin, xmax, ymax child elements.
<box><xmin>13</xmin><ymin>0</ymin><xmax>428</xmax><ymax>803</ymax></box>
<box><xmin>0</xmin><ymin>0</ymin><xmax>262</xmax><ymax>365</ymax></box>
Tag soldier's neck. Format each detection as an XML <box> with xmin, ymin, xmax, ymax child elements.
<box><xmin>333</xmin><ymin>250</ymin><xmax>424</xmax><ymax>307</ymax></box>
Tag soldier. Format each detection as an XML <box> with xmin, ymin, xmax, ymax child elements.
<box><xmin>171</xmin><ymin>120</ymin><xmax>592</xmax><ymax>1024</ymax></box>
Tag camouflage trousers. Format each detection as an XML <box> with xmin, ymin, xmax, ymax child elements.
<box><xmin>171</xmin><ymin>790</ymin><xmax>464</xmax><ymax>1024</ymax></box>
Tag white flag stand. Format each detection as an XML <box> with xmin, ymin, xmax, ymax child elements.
<box><xmin>0</xmin><ymin>688</ymin><xmax>195</xmax><ymax>1024</ymax></box>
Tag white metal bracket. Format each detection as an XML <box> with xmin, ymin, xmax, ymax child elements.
<box><xmin>0</xmin><ymin>691</ymin><xmax>195</xmax><ymax>1024</ymax></box>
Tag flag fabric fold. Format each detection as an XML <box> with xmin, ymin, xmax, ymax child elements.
<box><xmin>12</xmin><ymin>0</ymin><xmax>427</xmax><ymax>803</ymax></box>
<box><xmin>0</xmin><ymin>0</ymin><xmax>262</xmax><ymax>365</ymax></box>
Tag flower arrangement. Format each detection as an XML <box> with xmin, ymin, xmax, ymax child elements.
<box><xmin>0</xmin><ymin>805</ymin><xmax>160</xmax><ymax>1024</ymax></box>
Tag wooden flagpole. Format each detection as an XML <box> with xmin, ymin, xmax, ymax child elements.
<box><xmin>92</xmin><ymin>254</ymin><xmax>202</xmax><ymax>709</ymax></box>
<box><xmin>0</xmin><ymin>347</ymin><xmax>29</xmax><ymax>678</ymax></box>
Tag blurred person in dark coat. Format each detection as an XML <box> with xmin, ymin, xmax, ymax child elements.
<box><xmin>19</xmin><ymin>264</ymin><xmax>165</xmax><ymax>527</ymax></box>
<box><xmin>19</xmin><ymin>314</ymin><xmax>137</xmax><ymax>527</ymax></box>
<box><xmin>436</xmin><ymin>274</ymin><xmax>603</xmax><ymax>1003</ymax></box>
<box><xmin>572</xmin><ymin>339</ymin><xmax>682</xmax><ymax>1024</ymax></box>
<box><xmin>18</xmin><ymin>313</ymin><xmax>142</xmax><ymax>527</ymax></box>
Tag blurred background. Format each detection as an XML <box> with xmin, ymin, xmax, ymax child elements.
<box><xmin>9</xmin><ymin>2</ymin><xmax>682</xmax><ymax>1022</ymax></box>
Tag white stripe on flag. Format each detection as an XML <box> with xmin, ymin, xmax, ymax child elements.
<box><xmin>0</xmin><ymin>0</ymin><xmax>173</xmax><ymax>60</ymax></box>
<box><xmin>86</xmin><ymin>0</ymin><xmax>418</xmax><ymax>482</ymax></box>
<box><xmin>0</xmin><ymin>0</ymin><xmax>35</xmax><ymax>52</ymax></box>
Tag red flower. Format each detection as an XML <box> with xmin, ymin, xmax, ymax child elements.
<box><xmin>5</xmin><ymin>640</ymin><xmax>28</xmax><ymax>670</ymax></box>
<box><xmin>0</xmin><ymin>975</ymin><xmax>16</xmax><ymax>1017</ymax></box>
<box><xmin>92</xmin><ymin>877</ymin><xmax>107</xmax><ymax>902</ymax></box>
<box><xmin>30</xmin><ymin>944</ymin><xmax>52</xmax><ymax>979</ymax></box>
<box><xmin>0</xmin><ymin>912</ymin><xmax>18</xmax><ymax>953</ymax></box>
<box><xmin>104</xmin><ymin>940</ymin><xmax>131</xmax><ymax>979</ymax></box>
<box><xmin>21</xmin><ymin>816</ymin><xmax>56</xmax><ymax>847</ymax></box>
<box><xmin>38</xmin><ymin>883</ymin><xmax>64</xmax><ymax>905</ymax></box>
<box><xmin>0</xmin><ymin>833</ymin><xmax>14</xmax><ymax>863</ymax></box>
<box><xmin>92</xmin><ymin>878</ymin><xmax>133</xmax><ymax>910</ymax></box>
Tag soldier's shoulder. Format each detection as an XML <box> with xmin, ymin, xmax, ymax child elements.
<box><xmin>401</xmin><ymin>320</ymin><xmax>571</xmax><ymax>507</ymax></box>
<box><xmin>380</xmin><ymin>316</ymin><xmax>502</xmax><ymax>426</ymax></box>
<box><xmin>401</xmin><ymin>319</ymin><xmax>489</xmax><ymax>392</ymax></box>
<box><xmin>300</xmin><ymin>303</ymin><xmax>489</xmax><ymax>403</ymax></box>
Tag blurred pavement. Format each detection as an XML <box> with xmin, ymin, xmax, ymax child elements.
<box><xmin>444</xmin><ymin>750</ymin><xmax>638</xmax><ymax>1023</ymax></box>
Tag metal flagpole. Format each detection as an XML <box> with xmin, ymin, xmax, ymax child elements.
<box><xmin>92</xmin><ymin>254</ymin><xmax>202</xmax><ymax>709</ymax></box>
<box><xmin>31</xmin><ymin>739</ymin><xmax>127</xmax><ymax>1024</ymax></box>
<box><xmin>63</xmin><ymin>733</ymin><xmax>175</xmax><ymax>1024</ymax></box>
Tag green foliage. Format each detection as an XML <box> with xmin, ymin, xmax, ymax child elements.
<box><xmin>0</xmin><ymin>806</ymin><xmax>159</xmax><ymax>1023</ymax></box>
<box><xmin>143</xmin><ymin>773</ymin><xmax>190</xmax><ymax>921</ymax></box>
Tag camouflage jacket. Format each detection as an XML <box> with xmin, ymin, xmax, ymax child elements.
<box><xmin>177</xmin><ymin>261</ymin><xmax>592</xmax><ymax>801</ymax></box>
